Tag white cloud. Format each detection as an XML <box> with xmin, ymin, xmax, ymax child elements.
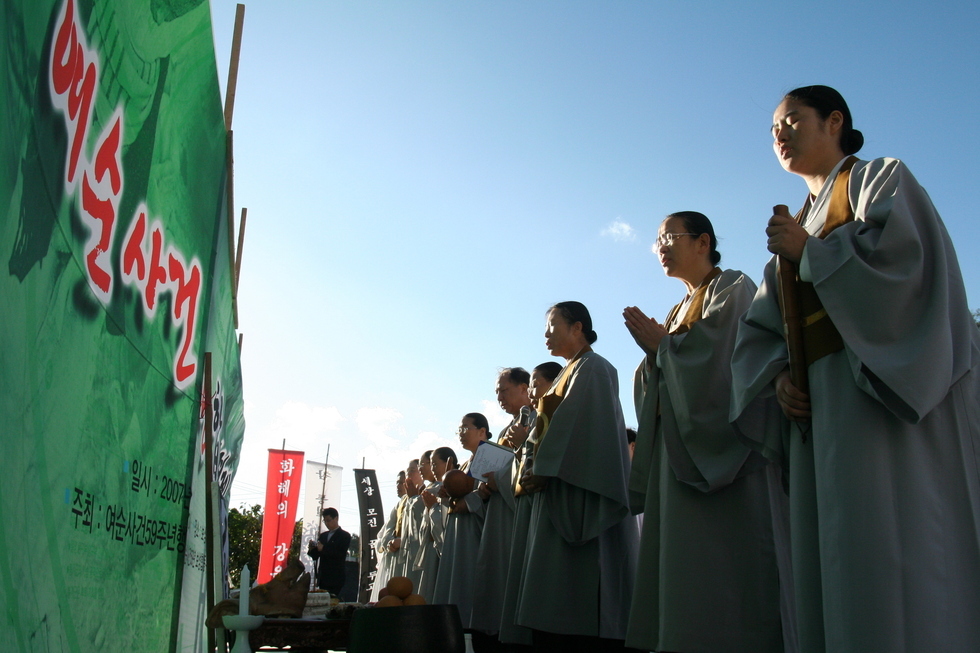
<box><xmin>273</xmin><ymin>401</ymin><xmax>344</xmax><ymax>434</ymax></box>
<box><xmin>601</xmin><ymin>219</ymin><xmax>637</xmax><ymax>242</ymax></box>
<box><xmin>355</xmin><ymin>406</ymin><xmax>404</xmax><ymax>448</ymax></box>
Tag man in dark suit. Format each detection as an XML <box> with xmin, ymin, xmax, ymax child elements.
<box><xmin>307</xmin><ymin>507</ymin><xmax>351</xmax><ymax>595</ymax></box>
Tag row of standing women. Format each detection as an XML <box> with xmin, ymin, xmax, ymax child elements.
<box><xmin>380</xmin><ymin>85</ymin><xmax>980</xmax><ymax>653</ymax></box>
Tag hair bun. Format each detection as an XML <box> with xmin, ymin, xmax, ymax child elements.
<box><xmin>845</xmin><ymin>128</ymin><xmax>865</xmax><ymax>155</ymax></box>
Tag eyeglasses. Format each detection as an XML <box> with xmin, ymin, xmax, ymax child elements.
<box><xmin>655</xmin><ymin>232</ymin><xmax>698</xmax><ymax>248</ymax></box>
<box><xmin>456</xmin><ymin>426</ymin><xmax>475</xmax><ymax>436</ymax></box>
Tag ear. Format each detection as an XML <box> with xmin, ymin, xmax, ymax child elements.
<box><xmin>697</xmin><ymin>232</ymin><xmax>710</xmax><ymax>253</ymax></box>
<box><xmin>826</xmin><ymin>109</ymin><xmax>844</xmax><ymax>136</ymax></box>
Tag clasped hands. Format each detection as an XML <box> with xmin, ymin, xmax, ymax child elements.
<box><xmin>623</xmin><ymin>306</ymin><xmax>668</xmax><ymax>356</ymax></box>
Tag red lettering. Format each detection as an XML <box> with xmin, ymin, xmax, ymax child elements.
<box><xmin>145</xmin><ymin>227</ymin><xmax>167</xmax><ymax>311</ymax></box>
<box><xmin>66</xmin><ymin>56</ymin><xmax>96</xmax><ymax>184</ymax></box>
<box><xmin>81</xmin><ymin>171</ymin><xmax>114</xmax><ymax>295</ymax></box>
<box><xmin>93</xmin><ymin>116</ymin><xmax>122</xmax><ymax>195</ymax></box>
<box><xmin>168</xmin><ymin>254</ymin><xmax>201</xmax><ymax>386</ymax></box>
<box><xmin>123</xmin><ymin>211</ymin><xmax>147</xmax><ymax>280</ymax></box>
<box><xmin>51</xmin><ymin>0</ymin><xmax>77</xmax><ymax>96</ymax></box>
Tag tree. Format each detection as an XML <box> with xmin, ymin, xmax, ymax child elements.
<box><xmin>973</xmin><ymin>308</ymin><xmax>980</xmax><ymax>329</ymax></box>
<box><xmin>227</xmin><ymin>503</ymin><xmax>303</xmax><ymax>588</ymax></box>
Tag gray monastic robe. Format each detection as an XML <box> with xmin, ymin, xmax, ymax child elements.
<box><xmin>497</xmin><ymin>437</ymin><xmax>535</xmax><ymax>645</ymax></box>
<box><xmin>369</xmin><ymin>500</ymin><xmax>402</xmax><ymax>602</ymax></box>
<box><xmin>731</xmin><ymin>157</ymin><xmax>980</xmax><ymax>652</ymax></box>
<box><xmin>514</xmin><ymin>351</ymin><xmax>639</xmax><ymax>639</ymax></box>
<box><xmin>432</xmin><ymin>462</ymin><xmax>486</xmax><ymax>627</ymax></box>
<box><xmin>414</xmin><ymin>480</ymin><xmax>443</xmax><ymax>602</ymax></box>
<box><xmin>626</xmin><ymin>268</ymin><xmax>792</xmax><ymax>653</ymax></box>
<box><xmin>469</xmin><ymin>419</ymin><xmax>521</xmax><ymax>634</ymax></box>
<box><xmin>400</xmin><ymin>493</ymin><xmax>426</xmax><ymax>593</ymax></box>
<box><xmin>385</xmin><ymin>496</ymin><xmax>411</xmax><ymax>581</ymax></box>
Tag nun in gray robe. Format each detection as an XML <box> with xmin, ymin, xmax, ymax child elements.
<box><xmin>469</xmin><ymin>419</ymin><xmax>524</xmax><ymax>636</ymax></box>
<box><xmin>399</xmin><ymin>492</ymin><xmax>426</xmax><ymax>592</ymax></box>
<box><xmin>369</xmin><ymin>498</ymin><xmax>403</xmax><ymax>602</ymax></box>
<box><xmin>731</xmin><ymin>155</ymin><xmax>980</xmax><ymax>652</ymax></box>
<box><xmin>432</xmin><ymin>465</ymin><xmax>486</xmax><ymax>628</ymax></box>
<box><xmin>626</xmin><ymin>267</ymin><xmax>792</xmax><ymax>653</ymax></box>
<box><xmin>414</xmin><ymin>479</ymin><xmax>444</xmax><ymax>602</ymax></box>
<box><xmin>497</xmin><ymin>436</ymin><xmax>535</xmax><ymax>646</ymax></box>
<box><xmin>515</xmin><ymin>350</ymin><xmax>639</xmax><ymax>641</ymax></box>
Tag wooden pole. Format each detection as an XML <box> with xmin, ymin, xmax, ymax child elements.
<box><xmin>312</xmin><ymin>445</ymin><xmax>331</xmax><ymax>589</ymax></box>
<box><xmin>224</xmin><ymin>4</ymin><xmax>246</xmax><ymax>131</ymax></box>
<box><xmin>226</xmin><ymin>132</ymin><xmax>239</xmax><ymax>328</ymax></box>
<box><xmin>203</xmin><ymin>353</ymin><xmax>216</xmax><ymax>652</ymax></box>
<box><xmin>210</xmin><ymin>482</ymin><xmax>226</xmax><ymax>652</ymax></box>
<box><xmin>235</xmin><ymin>207</ymin><xmax>247</xmax><ymax>291</ymax></box>
<box><xmin>237</xmin><ymin>332</ymin><xmax>243</xmax><ymax>350</ymax></box>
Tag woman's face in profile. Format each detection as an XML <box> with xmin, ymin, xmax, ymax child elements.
<box><xmin>432</xmin><ymin>455</ymin><xmax>450</xmax><ymax>481</ymax></box>
<box><xmin>529</xmin><ymin>370</ymin><xmax>553</xmax><ymax>402</ymax></box>
<box><xmin>771</xmin><ymin>97</ymin><xmax>839</xmax><ymax>177</ymax></box>
<box><xmin>657</xmin><ymin>216</ymin><xmax>702</xmax><ymax>280</ymax></box>
<box><xmin>544</xmin><ymin>310</ymin><xmax>577</xmax><ymax>358</ymax></box>
<box><xmin>458</xmin><ymin>416</ymin><xmax>485</xmax><ymax>453</ymax></box>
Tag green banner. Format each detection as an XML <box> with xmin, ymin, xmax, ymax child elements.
<box><xmin>177</xmin><ymin>167</ymin><xmax>247</xmax><ymax>652</ymax></box>
<box><xmin>0</xmin><ymin>0</ymin><xmax>239</xmax><ymax>650</ymax></box>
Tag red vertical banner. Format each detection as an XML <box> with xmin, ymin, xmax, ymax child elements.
<box><xmin>258</xmin><ymin>449</ymin><xmax>305</xmax><ymax>583</ymax></box>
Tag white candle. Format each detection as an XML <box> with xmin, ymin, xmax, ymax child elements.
<box><xmin>240</xmin><ymin>564</ymin><xmax>250</xmax><ymax>616</ymax></box>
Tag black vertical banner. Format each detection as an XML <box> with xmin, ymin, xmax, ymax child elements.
<box><xmin>353</xmin><ymin>469</ymin><xmax>384</xmax><ymax>603</ymax></box>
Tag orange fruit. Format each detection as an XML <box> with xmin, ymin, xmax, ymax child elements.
<box><xmin>386</xmin><ymin>575</ymin><xmax>413</xmax><ymax>600</ymax></box>
<box><xmin>376</xmin><ymin>594</ymin><xmax>403</xmax><ymax>607</ymax></box>
<box><xmin>403</xmin><ymin>593</ymin><xmax>426</xmax><ymax>606</ymax></box>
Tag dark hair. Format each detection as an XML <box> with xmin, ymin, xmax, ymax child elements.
<box><xmin>499</xmin><ymin>367</ymin><xmax>531</xmax><ymax>386</ymax></box>
<box><xmin>396</xmin><ymin>470</ymin><xmax>406</xmax><ymax>479</ymax></box>
<box><xmin>421</xmin><ymin>449</ymin><xmax>433</xmax><ymax>461</ymax></box>
<box><xmin>533</xmin><ymin>361</ymin><xmax>563</xmax><ymax>383</ymax></box>
<box><xmin>785</xmin><ymin>85</ymin><xmax>864</xmax><ymax>155</ymax></box>
<box><xmin>433</xmin><ymin>446</ymin><xmax>458</xmax><ymax>470</ymax></box>
<box><xmin>463</xmin><ymin>412</ymin><xmax>491</xmax><ymax>437</ymax></box>
<box><xmin>549</xmin><ymin>301</ymin><xmax>598</xmax><ymax>344</ymax></box>
<box><xmin>625</xmin><ymin>428</ymin><xmax>637</xmax><ymax>445</ymax></box>
<box><xmin>321</xmin><ymin>507</ymin><xmax>339</xmax><ymax>519</ymax></box>
<box><xmin>666</xmin><ymin>211</ymin><xmax>721</xmax><ymax>266</ymax></box>
<box><xmin>407</xmin><ymin>459</ymin><xmax>419</xmax><ymax>472</ymax></box>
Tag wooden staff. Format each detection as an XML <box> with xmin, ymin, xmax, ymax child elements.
<box><xmin>774</xmin><ymin>204</ymin><xmax>808</xmax><ymax>394</ymax></box>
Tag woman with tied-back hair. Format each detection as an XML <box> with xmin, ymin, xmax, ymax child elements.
<box><xmin>514</xmin><ymin>302</ymin><xmax>639</xmax><ymax>653</ymax></box>
<box><xmin>623</xmin><ymin>212</ymin><xmax>792</xmax><ymax>653</ymax></box>
<box><xmin>731</xmin><ymin>84</ymin><xmax>980</xmax><ymax>651</ymax></box>
<box><xmin>415</xmin><ymin>447</ymin><xmax>455</xmax><ymax>602</ymax></box>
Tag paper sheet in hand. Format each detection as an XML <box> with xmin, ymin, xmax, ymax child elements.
<box><xmin>468</xmin><ymin>441</ymin><xmax>515</xmax><ymax>480</ymax></box>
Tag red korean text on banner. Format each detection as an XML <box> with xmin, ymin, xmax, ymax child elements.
<box><xmin>258</xmin><ymin>449</ymin><xmax>305</xmax><ymax>583</ymax></box>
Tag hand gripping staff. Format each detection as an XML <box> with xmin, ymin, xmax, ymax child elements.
<box><xmin>774</xmin><ymin>204</ymin><xmax>809</xmax><ymax>395</ymax></box>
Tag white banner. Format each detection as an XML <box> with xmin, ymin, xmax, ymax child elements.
<box><xmin>300</xmin><ymin>461</ymin><xmax>344</xmax><ymax>580</ymax></box>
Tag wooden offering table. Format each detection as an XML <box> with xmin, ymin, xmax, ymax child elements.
<box><xmin>248</xmin><ymin>617</ymin><xmax>349</xmax><ymax>652</ymax></box>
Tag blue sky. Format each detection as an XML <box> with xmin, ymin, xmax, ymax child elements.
<box><xmin>208</xmin><ymin>0</ymin><xmax>980</xmax><ymax>533</ymax></box>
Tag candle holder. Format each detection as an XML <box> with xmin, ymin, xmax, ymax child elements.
<box><xmin>222</xmin><ymin>615</ymin><xmax>265</xmax><ymax>653</ymax></box>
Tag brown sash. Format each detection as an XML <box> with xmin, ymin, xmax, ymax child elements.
<box><xmin>662</xmin><ymin>267</ymin><xmax>723</xmax><ymax>334</ymax></box>
<box><xmin>794</xmin><ymin>156</ymin><xmax>858</xmax><ymax>366</ymax></box>
<box><xmin>393</xmin><ymin>495</ymin><xmax>408</xmax><ymax>537</ymax></box>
